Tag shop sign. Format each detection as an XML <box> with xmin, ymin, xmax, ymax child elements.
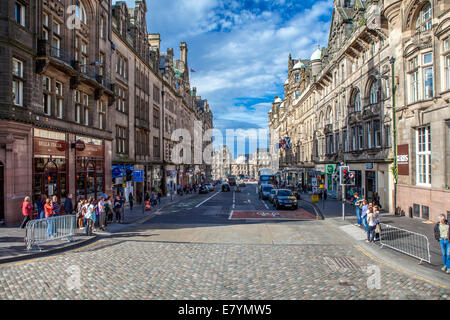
<box><xmin>365</xmin><ymin>163</ymin><xmax>374</xmax><ymax>169</ymax></box>
<box><xmin>75</xmin><ymin>140</ymin><xmax>86</xmax><ymax>151</ymax></box>
<box><xmin>398</xmin><ymin>144</ymin><xmax>409</xmax><ymax>176</ymax></box>
<box><xmin>112</xmin><ymin>165</ymin><xmax>124</xmax><ymax>178</ymax></box>
<box><xmin>77</xmin><ymin>142</ymin><xmax>104</xmax><ymax>158</ymax></box>
<box><xmin>133</xmin><ymin>170</ymin><xmax>144</xmax><ymax>183</ymax></box>
<box><xmin>326</xmin><ymin>164</ymin><xmax>336</xmax><ymax>174</ymax></box>
<box><xmin>167</xmin><ymin>170</ymin><xmax>178</xmax><ymax>177</ymax></box>
<box><xmin>34</xmin><ymin>137</ymin><xmax>66</xmax><ymax>156</ymax></box>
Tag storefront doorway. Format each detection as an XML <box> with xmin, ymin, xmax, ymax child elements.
<box><xmin>365</xmin><ymin>170</ymin><xmax>376</xmax><ymax>202</ymax></box>
<box><xmin>33</xmin><ymin>157</ymin><xmax>67</xmax><ymax>204</ymax></box>
<box><xmin>0</xmin><ymin>162</ymin><xmax>4</xmax><ymax>221</ymax></box>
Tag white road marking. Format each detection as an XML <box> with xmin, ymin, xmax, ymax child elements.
<box><xmin>228</xmin><ymin>210</ymin><xmax>234</xmax><ymax>220</ymax></box>
<box><xmin>232</xmin><ymin>191</ymin><xmax>236</xmax><ymax>209</ymax></box>
<box><xmin>195</xmin><ymin>191</ymin><xmax>221</xmax><ymax>208</ymax></box>
<box><xmin>260</xmin><ymin>199</ymin><xmax>269</xmax><ymax>210</ymax></box>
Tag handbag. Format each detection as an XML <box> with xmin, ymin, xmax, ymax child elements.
<box><xmin>375</xmin><ymin>224</ymin><xmax>381</xmax><ymax>234</ymax></box>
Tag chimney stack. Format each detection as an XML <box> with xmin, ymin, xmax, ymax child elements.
<box><xmin>148</xmin><ymin>33</ymin><xmax>161</xmax><ymax>52</ymax></box>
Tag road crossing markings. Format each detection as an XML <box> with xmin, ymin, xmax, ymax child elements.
<box><xmin>195</xmin><ymin>191</ymin><xmax>221</xmax><ymax>208</ymax></box>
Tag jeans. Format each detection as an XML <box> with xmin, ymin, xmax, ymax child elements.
<box><xmin>368</xmin><ymin>225</ymin><xmax>376</xmax><ymax>241</ymax></box>
<box><xmin>20</xmin><ymin>216</ymin><xmax>31</xmax><ymax>229</ymax></box>
<box><xmin>439</xmin><ymin>239</ymin><xmax>450</xmax><ymax>269</ymax></box>
<box><xmin>85</xmin><ymin>219</ymin><xmax>94</xmax><ymax>236</ymax></box>
<box><xmin>355</xmin><ymin>208</ymin><xmax>361</xmax><ymax>225</ymax></box>
<box><xmin>99</xmin><ymin>212</ymin><xmax>106</xmax><ymax>230</ymax></box>
<box><xmin>362</xmin><ymin>216</ymin><xmax>368</xmax><ymax>231</ymax></box>
<box><xmin>46</xmin><ymin>218</ymin><xmax>54</xmax><ymax>237</ymax></box>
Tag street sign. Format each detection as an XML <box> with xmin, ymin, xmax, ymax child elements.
<box><xmin>133</xmin><ymin>170</ymin><xmax>144</xmax><ymax>183</ymax></box>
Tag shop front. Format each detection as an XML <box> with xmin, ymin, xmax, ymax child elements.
<box><xmin>0</xmin><ymin>162</ymin><xmax>4</xmax><ymax>222</ymax></box>
<box><xmin>75</xmin><ymin>136</ymin><xmax>105</xmax><ymax>202</ymax></box>
<box><xmin>32</xmin><ymin>129</ymin><xmax>68</xmax><ymax>205</ymax></box>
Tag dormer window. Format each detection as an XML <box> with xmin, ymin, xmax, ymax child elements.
<box><xmin>415</xmin><ymin>2</ymin><xmax>432</xmax><ymax>32</ymax></box>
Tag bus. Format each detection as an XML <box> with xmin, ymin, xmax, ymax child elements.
<box><xmin>258</xmin><ymin>168</ymin><xmax>276</xmax><ymax>186</ymax></box>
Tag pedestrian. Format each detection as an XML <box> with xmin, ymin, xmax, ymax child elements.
<box><xmin>52</xmin><ymin>196</ymin><xmax>60</xmax><ymax>216</ymax></box>
<box><xmin>128</xmin><ymin>192</ymin><xmax>134</xmax><ymax>211</ymax></box>
<box><xmin>361</xmin><ymin>199</ymin><xmax>369</xmax><ymax>231</ymax></box>
<box><xmin>157</xmin><ymin>190</ymin><xmax>162</xmax><ymax>204</ymax></box>
<box><xmin>106</xmin><ymin>196</ymin><xmax>113</xmax><ymax>223</ymax></box>
<box><xmin>114</xmin><ymin>195</ymin><xmax>122</xmax><ymax>223</ymax></box>
<box><xmin>20</xmin><ymin>196</ymin><xmax>33</xmax><ymax>229</ymax></box>
<box><xmin>84</xmin><ymin>198</ymin><xmax>96</xmax><ymax>236</ymax></box>
<box><xmin>324</xmin><ymin>189</ymin><xmax>328</xmax><ymax>201</ymax></box>
<box><xmin>94</xmin><ymin>199</ymin><xmax>100</xmax><ymax>230</ymax></box>
<box><xmin>434</xmin><ymin>214</ymin><xmax>450</xmax><ymax>273</ymax></box>
<box><xmin>366</xmin><ymin>207</ymin><xmax>378</xmax><ymax>243</ymax></box>
<box><xmin>44</xmin><ymin>198</ymin><xmax>54</xmax><ymax>237</ymax></box>
<box><xmin>98</xmin><ymin>196</ymin><xmax>106</xmax><ymax>231</ymax></box>
<box><xmin>373</xmin><ymin>192</ymin><xmax>381</xmax><ymax>209</ymax></box>
<box><xmin>373</xmin><ymin>205</ymin><xmax>381</xmax><ymax>241</ymax></box>
<box><xmin>35</xmin><ymin>195</ymin><xmax>44</xmax><ymax>220</ymax></box>
<box><xmin>63</xmin><ymin>193</ymin><xmax>74</xmax><ymax>215</ymax></box>
<box><xmin>353</xmin><ymin>192</ymin><xmax>364</xmax><ymax>227</ymax></box>
<box><xmin>76</xmin><ymin>199</ymin><xmax>84</xmax><ymax>229</ymax></box>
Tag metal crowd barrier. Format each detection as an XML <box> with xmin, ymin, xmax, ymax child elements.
<box><xmin>25</xmin><ymin>215</ymin><xmax>76</xmax><ymax>251</ymax></box>
<box><xmin>379</xmin><ymin>223</ymin><xmax>431</xmax><ymax>264</ymax></box>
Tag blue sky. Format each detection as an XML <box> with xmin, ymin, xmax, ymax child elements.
<box><xmin>114</xmin><ymin>0</ymin><xmax>334</xmax><ymax>157</ymax></box>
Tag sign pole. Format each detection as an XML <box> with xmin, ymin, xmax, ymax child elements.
<box><xmin>342</xmin><ymin>184</ymin><xmax>346</xmax><ymax>221</ymax></box>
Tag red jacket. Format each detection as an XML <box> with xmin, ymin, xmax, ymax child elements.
<box><xmin>22</xmin><ymin>201</ymin><xmax>33</xmax><ymax>217</ymax></box>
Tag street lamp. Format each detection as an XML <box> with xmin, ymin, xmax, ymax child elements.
<box><xmin>376</xmin><ymin>56</ymin><xmax>398</xmax><ymax>214</ymax></box>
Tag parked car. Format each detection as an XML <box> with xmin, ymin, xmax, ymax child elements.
<box><xmin>199</xmin><ymin>185</ymin><xmax>209</xmax><ymax>194</ymax></box>
<box><xmin>259</xmin><ymin>184</ymin><xmax>273</xmax><ymax>200</ymax></box>
<box><xmin>205</xmin><ymin>183</ymin><xmax>214</xmax><ymax>192</ymax></box>
<box><xmin>222</xmin><ymin>183</ymin><xmax>231</xmax><ymax>192</ymax></box>
<box><xmin>268</xmin><ymin>189</ymin><xmax>277</xmax><ymax>203</ymax></box>
<box><xmin>273</xmin><ymin>189</ymin><xmax>298</xmax><ymax>210</ymax></box>
<box><xmin>286</xmin><ymin>185</ymin><xmax>300</xmax><ymax>199</ymax></box>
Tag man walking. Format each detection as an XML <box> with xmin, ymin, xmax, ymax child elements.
<box><xmin>63</xmin><ymin>194</ymin><xmax>74</xmax><ymax>215</ymax></box>
<box><xmin>353</xmin><ymin>192</ymin><xmax>363</xmax><ymax>227</ymax></box>
<box><xmin>98</xmin><ymin>196</ymin><xmax>106</xmax><ymax>231</ymax></box>
<box><xmin>114</xmin><ymin>195</ymin><xmax>123</xmax><ymax>223</ymax></box>
<box><xmin>434</xmin><ymin>214</ymin><xmax>450</xmax><ymax>273</ymax></box>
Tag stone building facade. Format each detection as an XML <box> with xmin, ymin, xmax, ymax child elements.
<box><xmin>269</xmin><ymin>0</ymin><xmax>449</xmax><ymax>221</ymax></box>
<box><xmin>0</xmin><ymin>0</ymin><xmax>213</xmax><ymax>226</ymax></box>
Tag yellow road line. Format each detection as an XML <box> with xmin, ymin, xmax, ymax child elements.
<box><xmin>355</xmin><ymin>245</ymin><xmax>450</xmax><ymax>290</ymax></box>
<box><xmin>0</xmin><ymin>239</ymin><xmax>105</xmax><ymax>268</ymax></box>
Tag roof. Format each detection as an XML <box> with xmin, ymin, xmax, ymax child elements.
<box><xmin>311</xmin><ymin>47</ymin><xmax>322</xmax><ymax>60</ymax></box>
<box><xmin>293</xmin><ymin>61</ymin><xmax>305</xmax><ymax>70</ymax></box>
<box><xmin>274</xmin><ymin>97</ymin><xmax>283</xmax><ymax>103</ymax></box>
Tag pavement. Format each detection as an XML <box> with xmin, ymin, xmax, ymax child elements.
<box><xmin>0</xmin><ymin>184</ymin><xmax>448</xmax><ymax>300</ymax></box>
<box><xmin>0</xmin><ymin>192</ymin><xmax>198</xmax><ymax>264</ymax></box>
<box><xmin>302</xmin><ymin>197</ymin><xmax>445</xmax><ymax>269</ymax></box>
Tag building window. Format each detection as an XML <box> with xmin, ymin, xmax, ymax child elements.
<box><xmin>357</xmin><ymin>125</ymin><xmax>363</xmax><ymax>150</ymax></box>
<box><xmin>75</xmin><ymin>1</ymin><xmax>87</xmax><ymax>25</ymax></box>
<box><xmin>353</xmin><ymin>90</ymin><xmax>362</xmax><ymax>112</ymax></box>
<box><xmin>12</xmin><ymin>58</ymin><xmax>24</xmax><ymax>106</ymax></box>
<box><xmin>153</xmin><ymin>137</ymin><xmax>160</xmax><ymax>158</ymax></box>
<box><xmin>295</xmin><ymin>90</ymin><xmax>300</xmax><ymax>99</ymax></box>
<box><xmin>385</xmin><ymin>125</ymin><xmax>391</xmax><ymax>148</ymax></box>
<box><xmin>55</xmin><ymin>81</ymin><xmax>63</xmax><ymax>119</ymax></box>
<box><xmin>373</xmin><ymin>120</ymin><xmax>381</xmax><ymax>148</ymax></box>
<box><xmin>351</xmin><ymin>127</ymin><xmax>357</xmax><ymax>151</ymax></box>
<box><xmin>153</xmin><ymin>107</ymin><xmax>160</xmax><ymax>128</ymax></box>
<box><xmin>369</xmin><ymin>81</ymin><xmax>379</xmax><ymax>104</ymax></box>
<box><xmin>445</xmin><ymin>53</ymin><xmax>450</xmax><ymax>91</ymax></box>
<box><xmin>343</xmin><ymin>130</ymin><xmax>347</xmax><ymax>152</ymax></box>
<box><xmin>15</xmin><ymin>2</ymin><xmax>26</xmax><ymax>27</ymax></box>
<box><xmin>116</xmin><ymin>126</ymin><xmax>127</xmax><ymax>154</ymax></box>
<box><xmin>423</xmin><ymin>66</ymin><xmax>433</xmax><ymax>99</ymax></box>
<box><xmin>100</xmin><ymin>16</ymin><xmax>105</xmax><ymax>39</ymax></box>
<box><xmin>295</xmin><ymin>74</ymin><xmax>299</xmax><ymax>83</ymax></box>
<box><xmin>42</xmin><ymin>76</ymin><xmax>51</xmax><ymax>116</ymax></box>
<box><xmin>416</xmin><ymin>125</ymin><xmax>431</xmax><ymax>186</ymax></box>
<box><xmin>153</xmin><ymin>85</ymin><xmax>160</xmax><ymax>104</ymax></box>
<box><xmin>410</xmin><ymin>70</ymin><xmax>419</xmax><ymax>103</ymax></box>
<box><xmin>98</xmin><ymin>100</ymin><xmax>106</xmax><ymax>130</ymax></box>
<box><xmin>415</xmin><ymin>2</ymin><xmax>432</xmax><ymax>32</ymax></box>
<box><xmin>366</xmin><ymin>122</ymin><xmax>371</xmax><ymax>149</ymax></box>
<box><xmin>83</xmin><ymin>94</ymin><xmax>89</xmax><ymax>126</ymax></box>
<box><xmin>74</xmin><ymin>90</ymin><xmax>81</xmax><ymax>123</ymax></box>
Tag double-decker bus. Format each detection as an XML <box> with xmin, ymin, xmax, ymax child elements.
<box><xmin>258</xmin><ymin>168</ymin><xmax>276</xmax><ymax>186</ymax></box>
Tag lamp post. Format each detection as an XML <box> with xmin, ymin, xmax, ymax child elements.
<box><xmin>376</xmin><ymin>56</ymin><xmax>397</xmax><ymax>215</ymax></box>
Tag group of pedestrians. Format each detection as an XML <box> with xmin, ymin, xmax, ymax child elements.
<box><xmin>352</xmin><ymin>192</ymin><xmax>381</xmax><ymax>243</ymax></box>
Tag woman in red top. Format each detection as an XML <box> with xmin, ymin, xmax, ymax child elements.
<box><xmin>20</xmin><ymin>196</ymin><xmax>33</xmax><ymax>229</ymax></box>
<box><xmin>44</xmin><ymin>198</ymin><xmax>53</xmax><ymax>218</ymax></box>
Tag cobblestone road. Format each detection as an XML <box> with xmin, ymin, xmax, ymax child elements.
<box><xmin>0</xmin><ymin>187</ymin><xmax>449</xmax><ymax>300</ymax></box>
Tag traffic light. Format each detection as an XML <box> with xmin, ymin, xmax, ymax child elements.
<box><xmin>126</xmin><ymin>169</ymin><xmax>133</xmax><ymax>182</ymax></box>
<box><xmin>339</xmin><ymin>166</ymin><xmax>349</xmax><ymax>185</ymax></box>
